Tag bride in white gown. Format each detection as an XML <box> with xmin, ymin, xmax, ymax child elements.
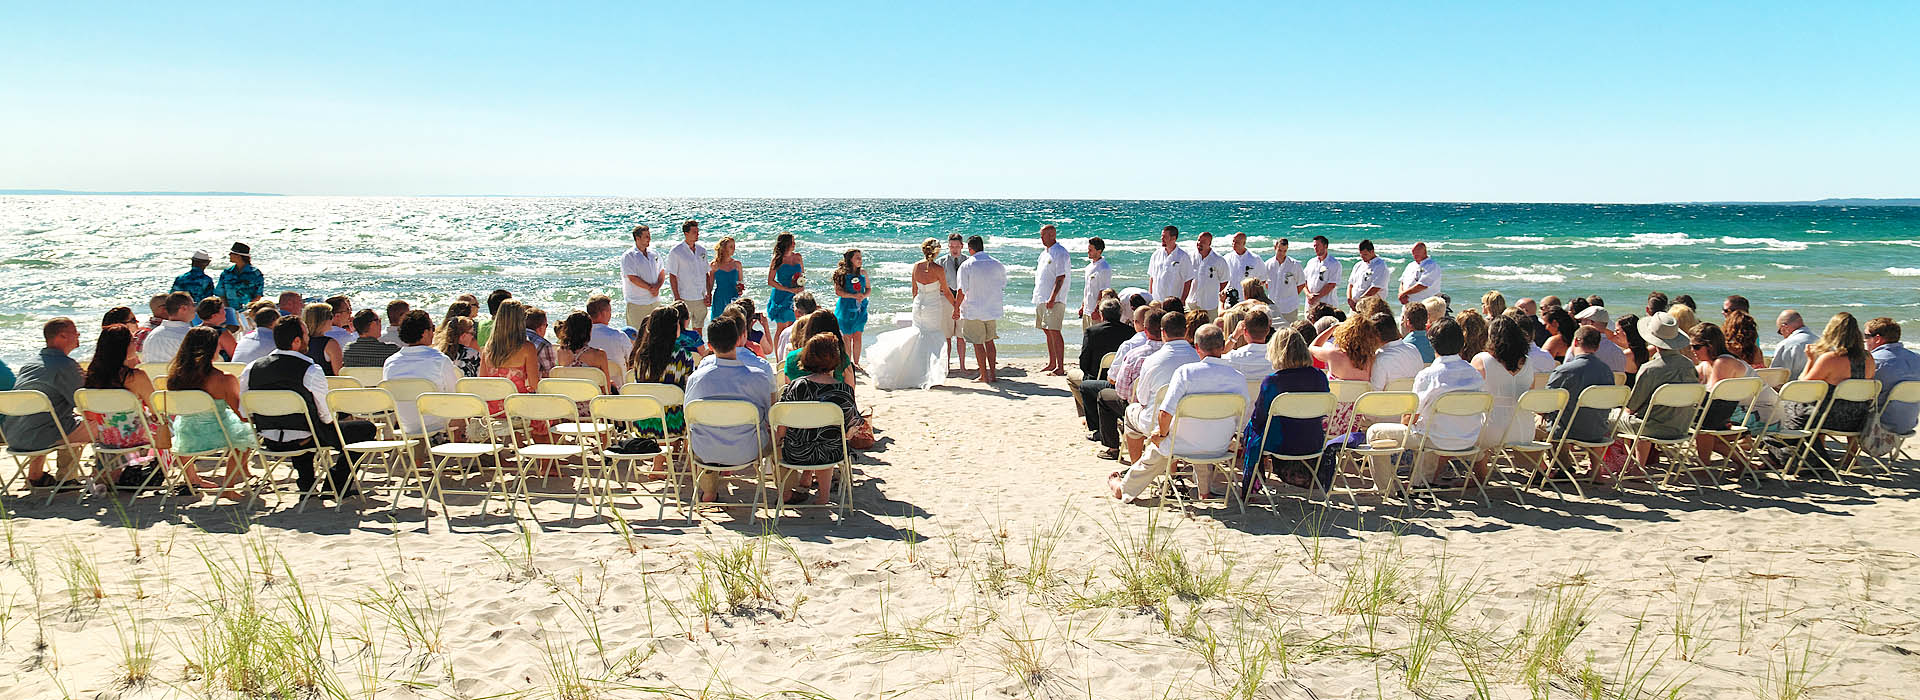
<box><xmin>867</xmin><ymin>238</ymin><xmax>956</xmax><ymax>390</ymax></box>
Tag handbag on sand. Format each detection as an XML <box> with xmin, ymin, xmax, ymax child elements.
<box><xmin>848</xmin><ymin>410</ymin><xmax>877</xmax><ymax>450</ymax></box>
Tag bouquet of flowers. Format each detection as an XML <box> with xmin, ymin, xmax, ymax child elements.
<box><xmin>791</xmin><ymin>272</ymin><xmax>806</xmax><ymax>289</ymax></box>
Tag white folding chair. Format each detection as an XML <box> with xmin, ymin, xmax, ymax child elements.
<box><xmin>1689</xmin><ymin>376</ymin><xmax>1766</xmax><ymax>485</ymax></box>
<box><xmin>341</xmin><ymin>366</ymin><xmax>385</xmax><ymax>388</ymax></box>
<box><xmin>1530</xmin><ymin>373</ymin><xmax>1552</xmax><ymax>391</ymax></box>
<box><xmin>1490</xmin><ymin>388</ymin><xmax>1568</xmax><ymax>505</ymax></box>
<box><xmin>74</xmin><ymin>388</ymin><xmax>163</xmax><ymax>495</ymax></box>
<box><xmin>236</xmin><ymin>390</ymin><xmax>325</xmax><ymax>509</ymax></box>
<box><xmin>1755</xmin><ymin>367</ymin><xmax>1790</xmax><ymax>389</ymax></box>
<box><xmin>136</xmin><ymin>362</ymin><xmax>171</xmax><ymax>379</ymax></box>
<box><xmin>538</xmin><ymin>378</ymin><xmax>606</xmax><ymax>445</ymax></box>
<box><xmin>503</xmin><ymin>393</ymin><xmax>599</xmax><ymax>519</ymax></box>
<box><xmin>1860</xmin><ymin>380</ymin><xmax>1920</xmax><ymax>474</ymax></box>
<box><xmin>0</xmin><ymin>390</ymin><xmax>82</xmax><ymax>500</ymax></box>
<box><xmin>1158</xmin><ymin>393</ymin><xmax>1248</xmax><ymax>512</ymax></box>
<box><xmin>550</xmin><ymin>366</ymin><xmax>609</xmax><ymax>390</ymax></box>
<box><xmin>1760</xmin><ymin>380</ymin><xmax>1828</xmax><ymax>478</ymax></box>
<box><xmin>1543</xmin><ymin>384</ymin><xmax>1631</xmax><ymax>499</ymax></box>
<box><xmin>324</xmin><ymin>388</ymin><xmax>420</xmax><ymax>507</ymax></box>
<box><xmin>1384</xmin><ymin>377</ymin><xmax>1416</xmax><ymax>392</ymax></box>
<box><xmin>213</xmin><ymin>362</ymin><xmax>247</xmax><ymax>377</ymax></box>
<box><xmin>1402</xmin><ymin>391</ymin><xmax>1495</xmax><ymax>507</ymax></box>
<box><xmin>325</xmin><ymin>375</ymin><xmax>363</xmax><ymax>391</ymax></box>
<box><xmin>622</xmin><ymin>382</ymin><xmax>689</xmax><ymax>450</ymax></box>
<box><xmin>158</xmin><ymin>389</ymin><xmax>252</xmax><ymax>505</ymax></box>
<box><xmin>415</xmin><ymin>393</ymin><xmax>512</xmax><ymax>525</ymax></box>
<box><xmin>378</xmin><ymin>378</ymin><xmax>440</xmax><ymax>438</ymax></box>
<box><xmin>1250</xmin><ymin>392</ymin><xmax>1338</xmax><ymax>506</ymax></box>
<box><xmin>1341</xmin><ymin>391</ymin><xmax>1420</xmax><ymax>499</ymax></box>
<box><xmin>769</xmin><ymin>401</ymin><xmax>855</xmax><ymax>520</ymax></box>
<box><xmin>589</xmin><ymin>395</ymin><xmax>689</xmax><ymax>522</ymax></box>
<box><xmin>1618</xmin><ymin>383</ymin><xmax>1708</xmax><ymax>487</ymax></box>
<box><xmin>1795</xmin><ymin>378</ymin><xmax>1881</xmax><ymax>480</ymax></box>
<box><xmin>1097</xmin><ymin>352</ymin><xmax>1118</xmax><ymax>380</ymax></box>
<box><xmin>683</xmin><ymin>399</ymin><xmax>770</xmax><ymax>519</ymax></box>
<box><xmin>1328</xmin><ymin>380</ymin><xmax>1372</xmax><ymax>434</ymax></box>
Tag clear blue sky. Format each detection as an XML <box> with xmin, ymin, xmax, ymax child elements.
<box><xmin>3</xmin><ymin>2</ymin><xmax>1915</xmax><ymax>201</ymax></box>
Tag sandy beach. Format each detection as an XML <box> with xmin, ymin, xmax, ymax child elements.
<box><xmin>1</xmin><ymin>358</ymin><xmax>1916</xmax><ymax>699</ymax></box>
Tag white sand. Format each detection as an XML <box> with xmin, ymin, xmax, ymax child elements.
<box><xmin>2</xmin><ymin>358</ymin><xmax>1917</xmax><ymax>699</ymax></box>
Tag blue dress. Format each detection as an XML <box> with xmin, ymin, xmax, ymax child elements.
<box><xmin>767</xmin><ymin>262</ymin><xmax>801</xmax><ymax>324</ymax></box>
<box><xmin>835</xmin><ymin>273</ymin><xmax>869</xmax><ymax>334</ymax></box>
<box><xmin>711</xmin><ymin>266</ymin><xmax>742</xmax><ymax>313</ymax></box>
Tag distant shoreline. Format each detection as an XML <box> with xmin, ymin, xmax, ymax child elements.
<box><xmin>2</xmin><ymin>190</ymin><xmax>1917</xmax><ymax>206</ymax></box>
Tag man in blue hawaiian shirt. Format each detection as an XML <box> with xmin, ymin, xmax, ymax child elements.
<box><xmin>215</xmin><ymin>242</ymin><xmax>264</xmax><ymax>328</ymax></box>
<box><xmin>171</xmin><ymin>250</ymin><xmax>218</xmax><ymax>301</ymax></box>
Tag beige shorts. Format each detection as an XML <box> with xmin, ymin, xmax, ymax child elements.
<box><xmin>625</xmin><ymin>301</ymin><xmax>658</xmax><ymax>329</ymax></box>
<box><xmin>960</xmin><ymin>319</ymin><xmax>998</xmax><ymax>344</ymax></box>
<box><xmin>1034</xmin><ymin>303</ymin><xmax>1065</xmax><ymax>331</ymax></box>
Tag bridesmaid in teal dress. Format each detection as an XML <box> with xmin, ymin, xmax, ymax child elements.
<box><xmin>709</xmin><ymin>236</ymin><xmax>745</xmax><ymax>315</ymax></box>
<box><xmin>832</xmin><ymin>249</ymin><xmax>870</xmax><ymax>367</ymax></box>
<box><xmin>765</xmin><ymin>232</ymin><xmax>804</xmax><ymax>342</ymax></box>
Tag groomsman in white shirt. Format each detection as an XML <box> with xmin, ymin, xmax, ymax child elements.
<box><xmin>1033</xmin><ymin>225</ymin><xmax>1072</xmax><ymax>376</ymax></box>
<box><xmin>665</xmin><ymin>220</ymin><xmax>713</xmax><ymax>328</ymax></box>
<box><xmin>1147</xmin><ymin>225</ymin><xmax>1193</xmax><ymax>302</ymax></box>
<box><xmin>1266</xmin><ymin>238</ymin><xmax>1306</xmax><ymax>324</ymax></box>
<box><xmin>955</xmin><ymin>235</ymin><xmax>1009</xmax><ymax>383</ymax></box>
<box><xmin>1302</xmin><ymin>235</ymin><xmax>1342</xmax><ymax>310</ymax></box>
<box><xmin>1222</xmin><ymin>232</ymin><xmax>1267</xmax><ymax>300</ymax></box>
<box><xmin>1078</xmin><ymin>237</ymin><xmax>1112</xmax><ymax>324</ymax></box>
<box><xmin>1186</xmin><ymin>231</ymin><xmax>1231</xmax><ymax>313</ymax></box>
<box><xmin>1346</xmin><ymin>239</ymin><xmax>1389</xmax><ymax>311</ymax></box>
<box><xmin>1397</xmin><ymin>241</ymin><xmax>1442</xmax><ymax>306</ymax></box>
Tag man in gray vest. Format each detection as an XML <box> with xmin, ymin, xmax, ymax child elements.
<box><xmin>239</xmin><ymin>316</ymin><xmax>378</xmax><ymax>502</ymax></box>
<box><xmin>939</xmin><ymin>233</ymin><xmax>969</xmax><ymax>372</ymax></box>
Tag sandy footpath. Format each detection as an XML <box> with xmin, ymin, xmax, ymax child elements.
<box><xmin>1</xmin><ymin>358</ymin><xmax>1917</xmax><ymax>699</ymax></box>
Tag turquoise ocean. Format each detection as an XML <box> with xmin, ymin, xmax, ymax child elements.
<box><xmin>2</xmin><ymin>196</ymin><xmax>1917</xmax><ymax>364</ymax></box>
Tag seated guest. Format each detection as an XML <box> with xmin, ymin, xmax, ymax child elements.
<box><xmin>164</xmin><ymin>327</ymin><xmax>258</xmax><ymax>498</ymax></box>
<box><xmin>1667</xmin><ymin>304</ymin><xmax>1700</xmax><ymax>335</ymax></box>
<box><xmin>555</xmin><ymin>311</ymin><xmax>613</xmax><ymax>391</ymax></box>
<box><xmin>195</xmin><ymin>297</ymin><xmax>237</xmax><ymax>358</ymax></box>
<box><xmin>630</xmin><ymin>306</ymin><xmax>698</xmax><ymax>439</ymax></box>
<box><xmin>79</xmin><ymin>325</ymin><xmax>156</xmax><ymax>486</ymax></box>
<box><xmin>1365</xmin><ymin>317</ymin><xmax>1487</xmax><ymax>492</ymax></box>
<box><xmin>478</xmin><ymin>289</ymin><xmax>512</xmax><ymax>341</ymax></box>
<box><xmin>276</xmin><ymin>291</ymin><xmax>304</xmax><ymax>319</ymax></box>
<box><xmin>1541</xmin><ymin>306</ymin><xmax>1576</xmax><ymax>362</ymax></box>
<box><xmin>134</xmin><ymin>294</ymin><xmax>168</xmax><ymax>352</ymax></box>
<box><xmin>1455</xmin><ymin>309</ymin><xmax>1489</xmax><ymax>361</ymax></box>
<box><xmin>5</xmin><ymin>318</ymin><xmax>95</xmax><ymax>490</ymax></box>
<box><xmin>140</xmin><ymin>292</ymin><xmax>196</xmax><ymax>364</ymax></box>
<box><xmin>231</xmin><ymin>305</ymin><xmax>280</xmax><ymax>365</ymax></box>
<box><xmin>1092</xmin><ymin>306</ymin><xmax>1165</xmax><ymax>460</ymax></box>
<box><xmin>1772</xmin><ymin>310</ymin><xmax>1818</xmax><ymax>378</ymax></box>
<box><xmin>1072</xmin><ymin>299</ymin><xmax>1136</xmax><ymax>428</ymax></box>
<box><xmin>478</xmin><ymin>301</ymin><xmax>541</xmax><ymax>417</ymax></box>
<box><xmin>302</xmin><ymin>302</ymin><xmax>343</xmax><ymax>375</ymax></box>
<box><xmin>1369</xmin><ymin>312</ymin><xmax>1423</xmax><ymax>390</ymax></box>
<box><xmin>1222</xmin><ymin>310</ymin><xmax>1273</xmax><ymax>381</ymax></box>
<box><xmin>1622</xmin><ymin>312</ymin><xmax>1701</xmax><ymax>466</ymax></box>
<box><xmin>1481</xmin><ymin>291</ymin><xmax>1507</xmax><ymax>319</ymax></box>
<box><xmin>1240</xmin><ymin>328</ymin><xmax>1330</xmax><ymax>490</ymax></box>
<box><xmin>1866</xmin><ymin>317</ymin><xmax>1919</xmax><ymax>436</ymax></box>
<box><xmin>1615</xmin><ymin>313</ymin><xmax>1649</xmax><ymax>378</ymax></box>
<box><xmin>238</xmin><ymin>317</ymin><xmax>377</xmax><ymax>502</ymax></box>
<box><xmin>342</xmin><ymin>310</ymin><xmax>400</xmax><ymax>368</ymax></box>
<box><xmin>1546</xmin><ymin>327</ymin><xmax>1616</xmax><ymax>471</ymax></box>
<box><xmin>438</xmin><ymin>315</ymin><xmax>481</xmax><ymax>377</ymax></box>
<box><xmin>323</xmin><ymin>295</ymin><xmax>357</xmax><ymax>349</ymax></box>
<box><xmin>382</xmin><ymin>310</ymin><xmax>460</xmax><ymax>437</ymax></box>
<box><xmin>1109</xmin><ymin>325</ymin><xmax>1249</xmax><ymax>502</ymax></box>
<box><xmin>775</xmin><ymin>333</ymin><xmax>864</xmax><ymax>506</ymax></box>
<box><xmin>1472</xmin><ymin>316</ymin><xmax>1546</xmax><ymax>477</ymax></box>
<box><xmin>780</xmin><ymin>310</ymin><xmax>852</xmax><ymax>383</ymax></box>
<box><xmin>683</xmin><ymin>316</ymin><xmax>776</xmax><ymax>502</ymax></box>
<box><xmin>775</xmin><ymin>292</ymin><xmax>820</xmax><ymax>354</ymax></box>
<box><xmin>1402</xmin><ymin>302</ymin><xmax>1435</xmax><ymax>362</ymax></box>
<box><xmin>1645</xmin><ymin>291</ymin><xmax>1669</xmax><ymax>316</ymax></box>
<box><xmin>1124</xmin><ymin>312</ymin><xmax>1202</xmax><ymax>449</ymax></box>
<box><xmin>586</xmin><ymin>294</ymin><xmax>633</xmax><ymax>383</ymax></box>
<box><xmin>1507</xmin><ymin>310</ymin><xmax>1557</xmax><ymax>372</ymax></box>
<box><xmin>1576</xmin><ymin>307</ymin><xmax>1628</xmax><ymax>372</ymax></box>
<box><xmin>379</xmin><ymin>300</ymin><xmax>409</xmax><ymax>346</ymax></box>
<box><xmin>524</xmin><ymin>307</ymin><xmax>557</xmax><ymax>375</ymax></box>
<box><xmin>1787</xmin><ymin>314</ymin><xmax>1877</xmax><ymax>471</ymax></box>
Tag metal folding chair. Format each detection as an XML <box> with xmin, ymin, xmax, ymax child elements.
<box><xmin>683</xmin><ymin>399</ymin><xmax>771</xmax><ymax>520</ymax></box>
<box><xmin>0</xmin><ymin>390</ymin><xmax>82</xmax><ymax>501</ymax></box>
<box><xmin>1248</xmin><ymin>392</ymin><xmax>1337</xmax><ymax>506</ymax></box>
<box><xmin>158</xmin><ymin>389</ymin><xmax>253</xmax><ymax>506</ymax></box>
<box><xmin>768</xmin><ymin>400</ymin><xmax>856</xmax><ymax>520</ymax></box>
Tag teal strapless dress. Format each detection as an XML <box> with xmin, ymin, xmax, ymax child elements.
<box><xmin>835</xmin><ymin>273</ymin><xmax>869</xmax><ymax>333</ymax></box>
<box><xmin>711</xmin><ymin>266</ymin><xmax>741</xmax><ymax>313</ymax></box>
<box><xmin>768</xmin><ymin>263</ymin><xmax>800</xmax><ymax>323</ymax></box>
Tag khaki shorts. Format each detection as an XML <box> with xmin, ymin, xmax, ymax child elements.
<box><xmin>960</xmin><ymin>319</ymin><xmax>998</xmax><ymax>344</ymax></box>
<box><xmin>625</xmin><ymin>301</ymin><xmax>658</xmax><ymax>329</ymax></box>
<box><xmin>1034</xmin><ymin>303</ymin><xmax>1065</xmax><ymax>331</ymax></box>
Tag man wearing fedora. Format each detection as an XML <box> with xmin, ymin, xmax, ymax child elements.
<box><xmin>1623</xmin><ymin>311</ymin><xmax>1701</xmax><ymax>466</ymax></box>
<box><xmin>170</xmin><ymin>250</ymin><xmax>218</xmax><ymax>303</ymax></box>
<box><xmin>215</xmin><ymin>242</ymin><xmax>264</xmax><ymax>329</ymax></box>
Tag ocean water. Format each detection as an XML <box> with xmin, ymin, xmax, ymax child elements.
<box><xmin>2</xmin><ymin>196</ymin><xmax>1917</xmax><ymax>363</ymax></box>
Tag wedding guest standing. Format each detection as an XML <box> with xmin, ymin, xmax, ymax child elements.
<box><xmin>765</xmin><ymin>232</ymin><xmax>805</xmax><ymax>345</ymax></box>
<box><xmin>1032</xmin><ymin>225</ymin><xmax>1072</xmax><ymax>376</ymax></box>
<box><xmin>1186</xmin><ymin>231</ymin><xmax>1231</xmax><ymax>315</ymax></box>
<box><xmin>1147</xmin><ymin>225</ymin><xmax>1193</xmax><ymax>302</ymax></box>
<box><xmin>1266</xmin><ymin>238</ymin><xmax>1306</xmax><ymax>324</ymax></box>
<box><xmin>666</xmin><ymin>220</ymin><xmax>713</xmax><ymax>329</ymax></box>
<box><xmin>1397</xmin><ymin>242</ymin><xmax>1441</xmax><ymax>306</ymax></box>
<box><xmin>215</xmin><ymin>242</ymin><xmax>264</xmax><ymax>327</ymax></box>
<box><xmin>1302</xmin><ymin>235</ymin><xmax>1342</xmax><ymax>310</ymax></box>
<box><xmin>619</xmin><ymin>225</ymin><xmax>666</xmax><ymax>329</ymax></box>
<box><xmin>171</xmin><ymin>250</ymin><xmax>218</xmax><ymax>302</ymax></box>
<box><xmin>955</xmin><ymin>235</ymin><xmax>1009</xmax><ymax>383</ymax></box>
<box><xmin>1078</xmin><ymin>237</ymin><xmax>1112</xmax><ymax>325</ymax></box>
<box><xmin>1346</xmin><ymin>239</ymin><xmax>1388</xmax><ymax>311</ymax></box>
<box><xmin>832</xmin><ymin>249</ymin><xmax>871</xmax><ymax>368</ymax></box>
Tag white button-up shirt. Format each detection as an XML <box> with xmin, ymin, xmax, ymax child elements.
<box><xmin>1186</xmin><ymin>251</ymin><xmax>1231</xmax><ymax>311</ymax></box>
<box><xmin>1111</xmin><ymin>337</ymin><xmax>1163</xmax><ymax>402</ymax></box>
<box><xmin>1592</xmin><ymin>337</ymin><xmax>1629</xmax><ymax>373</ymax></box>
<box><xmin>1032</xmin><ymin>242</ymin><xmax>1071</xmax><ymax>306</ymax></box>
<box><xmin>1371</xmin><ymin>339</ymin><xmax>1426</xmax><ymax>390</ymax></box>
<box><xmin>589</xmin><ymin>323</ymin><xmax>633</xmax><ymax>381</ymax></box>
<box><xmin>1147</xmin><ymin>246</ymin><xmax>1193</xmax><ymax>300</ymax></box>
<box><xmin>238</xmin><ymin>349</ymin><xmax>335</xmax><ymax>441</ymax></box>
<box><xmin>325</xmin><ymin>325</ymin><xmax>356</xmax><ymax>349</ymax></box>
<box><xmin>1157</xmin><ymin>356</ymin><xmax>1254</xmax><ymax>456</ymax></box>
<box><xmin>230</xmin><ymin>327</ymin><xmax>276</xmax><ymax>365</ymax></box>
<box><xmin>683</xmin><ymin>355</ymin><xmax>774</xmax><ymax>466</ymax></box>
<box><xmin>1223</xmin><ymin>342</ymin><xmax>1271</xmax><ymax>381</ymax></box>
<box><xmin>1267</xmin><ymin>256</ymin><xmax>1306</xmax><ymax>314</ymax></box>
<box><xmin>1224</xmin><ymin>250</ymin><xmax>1267</xmax><ymax>295</ymax></box>
<box><xmin>957</xmin><ymin>252</ymin><xmax>1009</xmax><ymax>321</ymax></box>
<box><xmin>1347</xmin><ymin>256</ymin><xmax>1389</xmax><ymax>304</ymax></box>
<box><xmin>1412</xmin><ymin>355</ymin><xmax>1488</xmax><ymax>451</ymax></box>
<box><xmin>619</xmin><ymin>247</ymin><xmax>663</xmax><ymax>306</ymax></box>
<box><xmin>1773</xmin><ymin>327</ymin><xmax>1818</xmax><ymax>378</ymax></box>
<box><xmin>1135</xmin><ymin>340</ymin><xmax>1202</xmax><ymax>405</ymax></box>
<box><xmin>382</xmin><ymin>345</ymin><xmax>461</xmax><ymax>435</ymax></box>
<box><xmin>1528</xmin><ymin>344</ymin><xmax>1559</xmax><ymax>372</ymax></box>
<box><xmin>1080</xmin><ymin>258</ymin><xmax>1112</xmax><ymax>315</ymax></box>
<box><xmin>666</xmin><ymin>241</ymin><xmax>710</xmax><ymax>302</ymax></box>
<box><xmin>140</xmin><ymin>320</ymin><xmax>191</xmax><ymax>364</ymax></box>
<box><xmin>1303</xmin><ymin>254</ymin><xmax>1342</xmax><ymax>306</ymax></box>
<box><xmin>1399</xmin><ymin>258</ymin><xmax>1442</xmax><ymax>304</ymax></box>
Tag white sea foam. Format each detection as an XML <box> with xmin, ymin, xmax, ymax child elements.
<box><xmin>1718</xmin><ymin>236</ymin><xmax>1809</xmax><ymax>251</ymax></box>
<box><xmin>1771</xmin><ymin>263</ymin><xmax>1804</xmax><ymax>270</ymax></box>
<box><xmin>1290</xmin><ymin>223</ymin><xmax>1381</xmax><ymax>229</ymax></box>
<box><xmin>1739</xmin><ymin>274</ymin><xmax>1767</xmax><ymax>280</ymax></box>
<box><xmin>1621</xmin><ymin>272</ymin><xmax>1682</xmax><ymax>281</ymax></box>
<box><xmin>1804</xmin><ymin>229</ymin><xmax>1832</xmax><ymax>234</ymax></box>
<box><xmin>1497</xmin><ymin>235</ymin><xmax>1546</xmax><ymax>242</ymax></box>
<box><xmin>1888</xmin><ymin>267</ymin><xmax>1920</xmax><ymax>277</ymax></box>
<box><xmin>1472</xmin><ymin>273</ymin><xmax>1565</xmax><ymax>284</ymax></box>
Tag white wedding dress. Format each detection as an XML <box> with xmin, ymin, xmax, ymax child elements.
<box><xmin>867</xmin><ymin>278</ymin><xmax>951</xmax><ymax>390</ymax></box>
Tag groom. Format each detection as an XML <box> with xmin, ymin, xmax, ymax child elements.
<box><xmin>954</xmin><ymin>235</ymin><xmax>1008</xmax><ymax>383</ymax></box>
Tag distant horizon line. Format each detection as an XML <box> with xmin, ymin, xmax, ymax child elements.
<box><xmin>2</xmin><ymin>188</ymin><xmax>1916</xmax><ymax>207</ymax></box>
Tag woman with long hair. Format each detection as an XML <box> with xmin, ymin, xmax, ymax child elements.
<box><xmin>1472</xmin><ymin>317</ymin><xmax>1543</xmax><ymax>475</ymax></box>
<box><xmin>1456</xmin><ymin>309</ymin><xmax>1490</xmax><ymax>360</ymax></box>
<box><xmin>165</xmin><ymin>326</ymin><xmax>256</xmax><ymax>498</ymax></box>
<box><xmin>1541</xmin><ymin>306</ymin><xmax>1577</xmax><ymax>361</ymax></box>
<box><xmin>555</xmin><ymin>311</ymin><xmax>611</xmax><ymax>392</ymax></box>
<box><xmin>1792</xmin><ymin>313</ymin><xmax>1876</xmax><ymax>437</ymax></box>
<box><xmin>1309</xmin><ymin>315</ymin><xmax>1381</xmax><ymax>433</ymax></box>
<box><xmin>764</xmin><ymin>232</ymin><xmax>805</xmax><ymax>343</ymax></box>
<box><xmin>1616</xmin><ymin>313</ymin><xmax>1651</xmax><ymax>378</ymax></box>
<box><xmin>628</xmin><ymin>305</ymin><xmax>695</xmax><ymax>439</ymax></box>
<box><xmin>709</xmin><ymin>236</ymin><xmax>745</xmax><ymax>317</ymax></box>
<box><xmin>783</xmin><ymin>310</ymin><xmax>855</xmax><ymax>386</ymax></box>
<box><xmin>301</xmin><ymin>302</ymin><xmax>342</xmax><ymax>375</ymax></box>
<box><xmin>439</xmin><ymin>315</ymin><xmax>481</xmax><ymax>377</ymax></box>
<box><xmin>1724</xmin><ymin>310</ymin><xmax>1766</xmax><ymax>368</ymax></box>
<box><xmin>831</xmin><ymin>249</ymin><xmax>869</xmax><ymax>367</ymax></box>
<box><xmin>82</xmin><ymin>325</ymin><xmax>158</xmax><ymax>484</ymax></box>
<box><xmin>480</xmin><ymin>300</ymin><xmax>544</xmax><ymax>447</ymax></box>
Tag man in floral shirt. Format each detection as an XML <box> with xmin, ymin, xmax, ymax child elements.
<box><xmin>215</xmin><ymin>242</ymin><xmax>265</xmax><ymax>327</ymax></box>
